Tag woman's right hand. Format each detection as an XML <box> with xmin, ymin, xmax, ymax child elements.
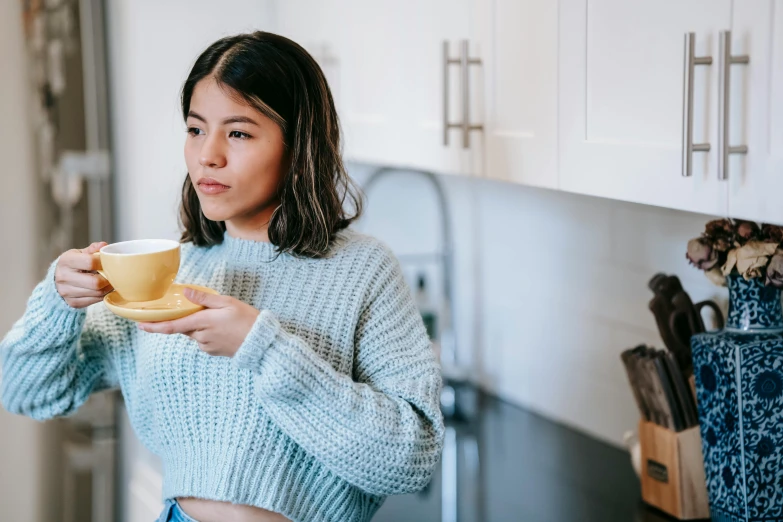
<box><xmin>54</xmin><ymin>242</ymin><xmax>114</xmax><ymax>309</ymax></box>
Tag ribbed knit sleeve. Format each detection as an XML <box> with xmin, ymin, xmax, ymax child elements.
<box><xmin>232</xmin><ymin>247</ymin><xmax>445</xmax><ymax>497</ymax></box>
<box><xmin>0</xmin><ymin>259</ymin><xmax>119</xmax><ymax>420</ymax></box>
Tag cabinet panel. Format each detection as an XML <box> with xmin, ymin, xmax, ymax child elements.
<box><xmin>275</xmin><ymin>0</ymin><xmax>480</xmax><ymax>176</ymax></box>
<box><xmin>728</xmin><ymin>1</ymin><xmax>783</xmax><ymax>223</ymax></box>
<box><xmin>480</xmin><ymin>0</ymin><xmax>558</xmax><ymax>187</ymax></box>
<box><xmin>559</xmin><ymin>0</ymin><xmax>731</xmax><ymax>215</ymax></box>
<box><xmin>362</xmin><ymin>0</ymin><xmax>479</xmax><ymax>175</ymax></box>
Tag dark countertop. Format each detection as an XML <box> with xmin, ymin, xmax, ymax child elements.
<box><xmin>374</xmin><ymin>383</ymin><xmax>686</xmax><ymax>522</ymax></box>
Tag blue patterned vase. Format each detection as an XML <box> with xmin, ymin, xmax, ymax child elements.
<box><xmin>692</xmin><ymin>274</ymin><xmax>783</xmax><ymax>522</ymax></box>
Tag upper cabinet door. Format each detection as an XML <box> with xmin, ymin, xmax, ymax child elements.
<box><xmin>274</xmin><ymin>0</ymin><xmax>481</xmax><ymax>176</ymax></box>
<box><xmin>477</xmin><ymin>0</ymin><xmax>558</xmax><ymax>188</ymax></box>
<box><xmin>728</xmin><ymin>2</ymin><xmax>783</xmax><ymax>224</ymax></box>
<box><xmin>351</xmin><ymin>0</ymin><xmax>480</xmax><ymax>176</ymax></box>
<box><xmin>272</xmin><ymin>0</ymin><xmax>351</xmax><ymax>128</ymax></box>
<box><xmin>559</xmin><ymin>0</ymin><xmax>731</xmax><ymax>215</ymax></box>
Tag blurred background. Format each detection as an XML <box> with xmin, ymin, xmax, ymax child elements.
<box><xmin>5</xmin><ymin>0</ymin><xmax>779</xmax><ymax>521</ymax></box>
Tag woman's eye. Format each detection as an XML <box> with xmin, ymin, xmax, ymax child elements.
<box><xmin>187</xmin><ymin>127</ymin><xmax>203</xmax><ymax>136</ymax></box>
<box><xmin>229</xmin><ymin>130</ymin><xmax>251</xmax><ymax>139</ymax></box>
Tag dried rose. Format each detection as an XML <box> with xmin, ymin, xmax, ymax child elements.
<box><xmin>687</xmin><ymin>238</ymin><xmax>719</xmax><ymax>270</ymax></box>
<box><xmin>705</xmin><ymin>218</ymin><xmax>734</xmax><ymax>238</ymax></box>
<box><xmin>726</xmin><ymin>241</ymin><xmax>778</xmax><ymax>280</ymax></box>
<box><xmin>723</xmin><ymin>249</ymin><xmax>737</xmax><ymax>276</ymax></box>
<box><xmin>735</xmin><ymin>220</ymin><xmax>761</xmax><ymax>243</ymax></box>
<box><xmin>705</xmin><ymin>267</ymin><xmax>727</xmax><ymax>287</ymax></box>
<box><xmin>713</xmin><ymin>236</ymin><xmax>732</xmax><ymax>253</ymax></box>
<box><xmin>767</xmin><ymin>250</ymin><xmax>783</xmax><ymax>288</ymax></box>
<box><xmin>744</xmin><ymin>262</ymin><xmax>766</xmax><ymax>280</ymax></box>
<box><xmin>762</xmin><ymin>224</ymin><xmax>783</xmax><ymax>244</ymax></box>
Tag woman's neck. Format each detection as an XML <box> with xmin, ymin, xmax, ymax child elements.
<box><xmin>225</xmin><ymin>204</ymin><xmax>279</xmax><ymax>243</ymax></box>
<box><xmin>225</xmin><ymin>222</ymin><xmax>270</xmax><ymax>243</ymax></box>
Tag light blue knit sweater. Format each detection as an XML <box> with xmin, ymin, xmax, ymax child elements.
<box><xmin>0</xmin><ymin>229</ymin><xmax>445</xmax><ymax>522</ymax></box>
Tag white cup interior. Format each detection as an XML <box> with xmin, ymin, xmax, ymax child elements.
<box><xmin>101</xmin><ymin>239</ymin><xmax>180</xmax><ymax>256</ymax></box>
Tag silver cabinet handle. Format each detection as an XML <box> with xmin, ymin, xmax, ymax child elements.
<box><xmin>718</xmin><ymin>30</ymin><xmax>749</xmax><ymax>180</ymax></box>
<box><xmin>682</xmin><ymin>32</ymin><xmax>713</xmax><ymax>177</ymax></box>
<box><xmin>460</xmin><ymin>40</ymin><xmax>483</xmax><ymax>148</ymax></box>
<box><xmin>443</xmin><ymin>41</ymin><xmax>461</xmax><ymax>146</ymax></box>
<box><xmin>443</xmin><ymin>40</ymin><xmax>483</xmax><ymax>149</ymax></box>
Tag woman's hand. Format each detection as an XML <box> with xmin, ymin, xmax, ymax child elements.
<box><xmin>55</xmin><ymin>242</ymin><xmax>114</xmax><ymax>308</ymax></box>
<box><xmin>137</xmin><ymin>289</ymin><xmax>260</xmax><ymax>357</ymax></box>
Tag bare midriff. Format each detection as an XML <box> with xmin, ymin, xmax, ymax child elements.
<box><xmin>176</xmin><ymin>497</ymin><xmax>293</xmax><ymax>522</ymax></box>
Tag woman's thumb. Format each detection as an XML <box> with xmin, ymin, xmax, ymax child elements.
<box><xmin>82</xmin><ymin>241</ymin><xmax>108</xmax><ymax>254</ymax></box>
<box><xmin>183</xmin><ymin>288</ymin><xmax>226</xmax><ymax>308</ymax></box>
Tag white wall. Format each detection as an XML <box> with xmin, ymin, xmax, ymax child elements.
<box><xmin>0</xmin><ymin>1</ymin><xmax>61</xmax><ymax>521</ymax></box>
<box><xmin>352</xmin><ymin>164</ymin><xmax>725</xmax><ymax>447</ymax></box>
<box><xmin>106</xmin><ymin>0</ymin><xmax>276</xmax><ymax>242</ymax></box>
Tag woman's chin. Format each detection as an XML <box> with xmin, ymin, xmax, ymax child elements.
<box><xmin>201</xmin><ymin>208</ymin><xmax>233</xmax><ymax>223</ymax></box>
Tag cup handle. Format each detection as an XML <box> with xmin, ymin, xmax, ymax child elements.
<box><xmin>91</xmin><ymin>252</ymin><xmax>108</xmax><ymax>280</ymax></box>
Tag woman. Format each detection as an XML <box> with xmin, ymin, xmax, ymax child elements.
<box><xmin>0</xmin><ymin>31</ymin><xmax>444</xmax><ymax>522</ymax></box>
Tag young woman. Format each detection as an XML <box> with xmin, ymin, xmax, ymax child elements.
<box><xmin>0</xmin><ymin>32</ymin><xmax>444</xmax><ymax>522</ymax></box>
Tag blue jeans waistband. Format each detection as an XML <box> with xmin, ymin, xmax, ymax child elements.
<box><xmin>157</xmin><ymin>499</ymin><xmax>200</xmax><ymax>522</ymax></box>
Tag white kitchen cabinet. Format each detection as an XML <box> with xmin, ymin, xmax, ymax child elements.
<box><xmin>477</xmin><ymin>0</ymin><xmax>558</xmax><ymax>188</ymax></box>
<box><xmin>727</xmin><ymin>2</ymin><xmax>783</xmax><ymax>224</ymax></box>
<box><xmin>274</xmin><ymin>0</ymin><xmax>482</xmax><ymax>176</ymax></box>
<box><xmin>357</xmin><ymin>0</ymin><xmax>482</xmax><ymax>176</ymax></box>
<box><xmin>273</xmin><ymin>0</ymin><xmax>379</xmax><ymax>164</ymax></box>
<box><xmin>274</xmin><ymin>0</ymin><xmax>783</xmax><ymax>215</ymax></box>
<box><xmin>559</xmin><ymin>0</ymin><xmax>732</xmax><ymax>215</ymax></box>
<box><xmin>272</xmin><ymin>0</ymin><xmax>349</xmax><ymax>120</ymax></box>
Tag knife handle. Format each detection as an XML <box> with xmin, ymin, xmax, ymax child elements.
<box><xmin>622</xmin><ymin>350</ymin><xmax>650</xmax><ymax>421</ymax></box>
<box><xmin>649</xmin><ymin>296</ymin><xmax>685</xmax><ymax>358</ymax></box>
<box><xmin>668</xmin><ymin>310</ymin><xmax>696</xmax><ymax>374</ymax></box>
<box><xmin>669</xmin><ymin>309</ymin><xmax>700</xmax><ymax>341</ymax></box>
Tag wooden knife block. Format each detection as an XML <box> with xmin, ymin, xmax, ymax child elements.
<box><xmin>639</xmin><ymin>420</ymin><xmax>710</xmax><ymax>520</ymax></box>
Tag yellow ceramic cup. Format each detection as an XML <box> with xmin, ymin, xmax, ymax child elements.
<box><xmin>92</xmin><ymin>239</ymin><xmax>181</xmax><ymax>302</ymax></box>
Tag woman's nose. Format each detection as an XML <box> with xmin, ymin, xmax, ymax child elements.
<box><xmin>199</xmin><ymin>135</ymin><xmax>227</xmax><ymax>168</ymax></box>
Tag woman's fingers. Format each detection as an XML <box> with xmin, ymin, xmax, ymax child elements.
<box><xmin>54</xmin><ymin>242</ymin><xmax>111</xmax><ymax>309</ymax></box>
<box><xmin>79</xmin><ymin>241</ymin><xmax>107</xmax><ymax>255</ymax></box>
<box><xmin>63</xmin><ymin>271</ymin><xmax>112</xmax><ymax>292</ymax></box>
<box><xmin>62</xmin><ymin>244</ymin><xmax>104</xmax><ymax>272</ymax></box>
<box><xmin>62</xmin><ymin>296</ymin><xmax>105</xmax><ymax>308</ymax></box>
<box><xmin>138</xmin><ymin>312</ymin><xmax>208</xmax><ymax>335</ymax></box>
<box><xmin>57</xmin><ymin>283</ymin><xmax>111</xmax><ymax>299</ymax></box>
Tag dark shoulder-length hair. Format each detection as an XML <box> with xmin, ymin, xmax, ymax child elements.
<box><xmin>178</xmin><ymin>31</ymin><xmax>363</xmax><ymax>258</ymax></box>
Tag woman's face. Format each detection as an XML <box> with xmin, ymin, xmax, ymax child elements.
<box><xmin>184</xmin><ymin>78</ymin><xmax>288</xmax><ymax>226</ymax></box>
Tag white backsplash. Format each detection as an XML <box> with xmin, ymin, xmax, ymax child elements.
<box><xmin>350</xmin><ymin>163</ymin><xmax>727</xmax><ymax>447</ymax></box>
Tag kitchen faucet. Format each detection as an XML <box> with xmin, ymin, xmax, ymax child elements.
<box><xmin>361</xmin><ymin>166</ymin><xmax>470</xmax><ymax>419</ymax></box>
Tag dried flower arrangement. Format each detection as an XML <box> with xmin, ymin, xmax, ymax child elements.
<box><xmin>687</xmin><ymin>219</ymin><xmax>783</xmax><ymax>287</ymax></box>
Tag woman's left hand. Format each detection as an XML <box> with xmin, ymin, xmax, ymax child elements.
<box><xmin>137</xmin><ymin>288</ymin><xmax>260</xmax><ymax>357</ymax></box>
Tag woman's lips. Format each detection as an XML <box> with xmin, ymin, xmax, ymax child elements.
<box><xmin>197</xmin><ymin>178</ymin><xmax>230</xmax><ymax>195</ymax></box>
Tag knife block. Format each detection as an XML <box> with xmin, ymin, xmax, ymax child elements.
<box><xmin>638</xmin><ymin>420</ymin><xmax>709</xmax><ymax>520</ymax></box>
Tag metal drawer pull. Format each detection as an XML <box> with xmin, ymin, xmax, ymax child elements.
<box><xmin>718</xmin><ymin>30</ymin><xmax>750</xmax><ymax>181</ymax></box>
<box><xmin>443</xmin><ymin>41</ymin><xmax>461</xmax><ymax>146</ymax></box>
<box><xmin>443</xmin><ymin>40</ymin><xmax>483</xmax><ymax>149</ymax></box>
<box><xmin>682</xmin><ymin>32</ymin><xmax>713</xmax><ymax>177</ymax></box>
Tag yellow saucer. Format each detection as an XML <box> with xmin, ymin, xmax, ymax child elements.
<box><xmin>104</xmin><ymin>283</ymin><xmax>218</xmax><ymax>323</ymax></box>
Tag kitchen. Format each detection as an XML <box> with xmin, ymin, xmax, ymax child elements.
<box><xmin>1</xmin><ymin>0</ymin><xmax>782</xmax><ymax>521</ymax></box>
